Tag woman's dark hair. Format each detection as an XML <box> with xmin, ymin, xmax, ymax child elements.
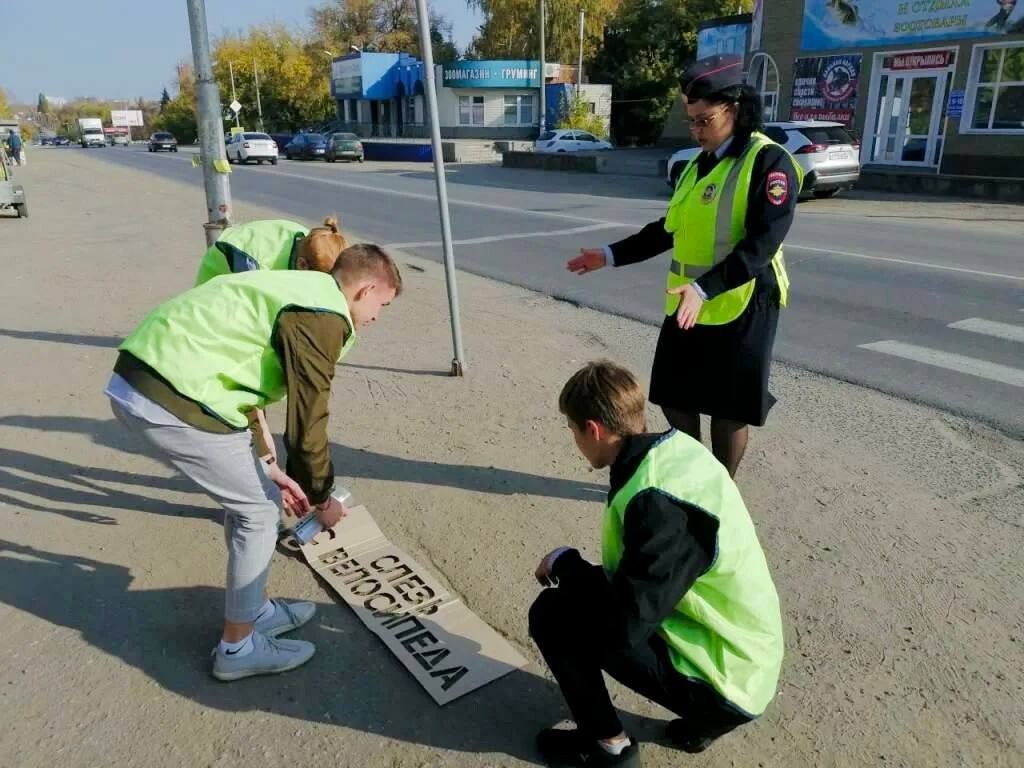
<box><xmin>705</xmin><ymin>84</ymin><xmax>764</xmax><ymax>138</ymax></box>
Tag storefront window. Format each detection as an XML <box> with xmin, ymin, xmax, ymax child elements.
<box><xmin>503</xmin><ymin>95</ymin><xmax>534</xmax><ymax>125</ymax></box>
<box><xmin>967</xmin><ymin>43</ymin><xmax>1024</xmax><ymax>132</ymax></box>
<box><xmin>459</xmin><ymin>96</ymin><xmax>485</xmax><ymax>126</ymax></box>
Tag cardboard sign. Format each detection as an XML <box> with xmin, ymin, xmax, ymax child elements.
<box><xmin>297</xmin><ymin>506</ymin><xmax>529</xmax><ymax>705</ymax></box>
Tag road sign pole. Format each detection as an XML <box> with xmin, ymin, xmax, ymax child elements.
<box><xmin>185</xmin><ymin>0</ymin><xmax>233</xmax><ymax>246</ymax></box>
<box><xmin>413</xmin><ymin>0</ymin><xmax>467</xmax><ymax>376</ymax></box>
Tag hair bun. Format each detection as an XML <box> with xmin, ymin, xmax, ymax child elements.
<box><xmin>322</xmin><ymin>215</ymin><xmax>340</xmax><ymax>233</ymax></box>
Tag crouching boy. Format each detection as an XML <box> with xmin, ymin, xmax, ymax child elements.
<box><xmin>530</xmin><ymin>360</ymin><xmax>784</xmax><ymax>767</ymax></box>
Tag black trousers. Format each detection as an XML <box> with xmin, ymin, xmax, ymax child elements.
<box><xmin>528</xmin><ymin>587</ymin><xmax>752</xmax><ymax>743</ymax></box>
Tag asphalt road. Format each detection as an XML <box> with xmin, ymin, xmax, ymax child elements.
<box><xmin>84</xmin><ymin>145</ymin><xmax>1023</xmax><ymax>435</ymax></box>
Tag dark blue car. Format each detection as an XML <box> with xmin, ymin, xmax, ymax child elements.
<box><xmin>284</xmin><ymin>133</ymin><xmax>327</xmax><ymax>161</ymax></box>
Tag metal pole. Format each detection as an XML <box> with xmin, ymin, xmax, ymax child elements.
<box><xmin>186</xmin><ymin>0</ymin><xmax>233</xmax><ymax>246</ymax></box>
<box><xmin>253</xmin><ymin>57</ymin><xmax>264</xmax><ymax>132</ymax></box>
<box><xmin>229</xmin><ymin>61</ymin><xmax>240</xmax><ymax>128</ymax></box>
<box><xmin>538</xmin><ymin>0</ymin><xmax>546</xmax><ymax>135</ymax></box>
<box><xmin>578</xmin><ymin>8</ymin><xmax>585</xmax><ymax>96</ymax></box>
<box><xmin>413</xmin><ymin>0</ymin><xmax>466</xmax><ymax>376</ymax></box>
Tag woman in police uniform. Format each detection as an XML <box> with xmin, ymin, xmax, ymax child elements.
<box><xmin>568</xmin><ymin>54</ymin><xmax>800</xmax><ymax>477</ymax></box>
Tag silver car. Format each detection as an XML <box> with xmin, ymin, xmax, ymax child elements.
<box><xmin>666</xmin><ymin>120</ymin><xmax>861</xmax><ymax>199</ymax></box>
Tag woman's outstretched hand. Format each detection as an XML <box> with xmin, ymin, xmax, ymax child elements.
<box><xmin>567</xmin><ymin>248</ymin><xmax>608</xmax><ymax>275</ymax></box>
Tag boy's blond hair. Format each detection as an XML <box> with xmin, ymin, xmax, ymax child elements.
<box><xmin>558</xmin><ymin>360</ymin><xmax>646</xmax><ymax>436</ymax></box>
<box><xmin>331</xmin><ymin>242</ymin><xmax>403</xmax><ymax>296</ymax></box>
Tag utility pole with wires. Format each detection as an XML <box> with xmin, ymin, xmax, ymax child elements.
<box><xmin>228</xmin><ymin>60</ymin><xmax>240</xmax><ymax>128</ymax></box>
<box><xmin>253</xmin><ymin>57</ymin><xmax>264</xmax><ymax>132</ymax></box>
<box><xmin>538</xmin><ymin>0</ymin><xmax>546</xmax><ymax>135</ymax></box>
<box><xmin>577</xmin><ymin>7</ymin><xmax>585</xmax><ymax>96</ymax></box>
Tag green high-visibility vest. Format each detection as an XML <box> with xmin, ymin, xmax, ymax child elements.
<box><xmin>663</xmin><ymin>132</ymin><xmax>802</xmax><ymax>324</ymax></box>
<box><xmin>195</xmin><ymin>219</ymin><xmax>308</xmax><ymax>286</ymax></box>
<box><xmin>602</xmin><ymin>431</ymin><xmax>784</xmax><ymax>716</ymax></box>
<box><xmin>121</xmin><ymin>270</ymin><xmax>355</xmax><ymax>429</ymax></box>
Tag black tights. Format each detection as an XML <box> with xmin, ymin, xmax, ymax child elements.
<box><xmin>663</xmin><ymin>408</ymin><xmax>749</xmax><ymax>478</ymax></box>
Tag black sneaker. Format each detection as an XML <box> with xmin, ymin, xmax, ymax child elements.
<box><xmin>536</xmin><ymin>728</ymin><xmax>641</xmax><ymax>767</ymax></box>
<box><xmin>666</xmin><ymin>719</ymin><xmax>715</xmax><ymax>754</ymax></box>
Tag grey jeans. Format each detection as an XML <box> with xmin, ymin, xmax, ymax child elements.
<box><xmin>110</xmin><ymin>400</ymin><xmax>282</xmax><ymax>623</ymax></box>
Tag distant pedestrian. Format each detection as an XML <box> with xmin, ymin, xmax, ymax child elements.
<box><xmin>568</xmin><ymin>55</ymin><xmax>802</xmax><ymax>478</ymax></box>
<box><xmin>6</xmin><ymin>130</ymin><xmax>23</xmax><ymax>166</ymax></box>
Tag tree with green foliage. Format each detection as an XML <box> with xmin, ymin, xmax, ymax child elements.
<box><xmin>590</xmin><ymin>0</ymin><xmax>746</xmax><ymax>145</ymax></box>
<box><xmin>154</xmin><ymin>64</ymin><xmax>198</xmax><ymax>143</ymax></box>
<box><xmin>466</xmin><ymin>0</ymin><xmax>620</xmax><ymax>64</ymax></box>
<box><xmin>37</xmin><ymin>93</ymin><xmax>50</xmax><ymax>114</ymax></box>
<box><xmin>555</xmin><ymin>90</ymin><xmax>608</xmax><ymax>138</ymax></box>
<box><xmin>0</xmin><ymin>87</ymin><xmax>11</xmax><ymax>117</ymax></box>
<box><xmin>160</xmin><ymin>88</ymin><xmax>171</xmax><ymax>113</ymax></box>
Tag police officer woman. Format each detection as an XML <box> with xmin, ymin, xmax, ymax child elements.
<box><xmin>568</xmin><ymin>55</ymin><xmax>801</xmax><ymax>477</ymax></box>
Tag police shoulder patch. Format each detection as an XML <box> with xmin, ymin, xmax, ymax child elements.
<box><xmin>766</xmin><ymin>170</ymin><xmax>789</xmax><ymax>206</ymax></box>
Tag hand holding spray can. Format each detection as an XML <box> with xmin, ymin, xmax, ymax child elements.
<box><xmin>292</xmin><ymin>486</ymin><xmax>351</xmax><ymax>545</ymax></box>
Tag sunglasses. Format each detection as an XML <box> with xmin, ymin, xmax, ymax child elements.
<box><xmin>688</xmin><ymin>107</ymin><xmax>730</xmax><ymax>129</ymax></box>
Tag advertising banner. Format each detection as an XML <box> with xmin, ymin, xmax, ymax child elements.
<box><xmin>791</xmin><ymin>54</ymin><xmax>863</xmax><ymax>125</ymax></box>
<box><xmin>801</xmin><ymin>0</ymin><xmax>1023</xmax><ymax>50</ymax></box>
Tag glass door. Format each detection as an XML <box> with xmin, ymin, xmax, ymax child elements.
<box><xmin>869</xmin><ymin>71</ymin><xmax>949</xmax><ymax>167</ymax></box>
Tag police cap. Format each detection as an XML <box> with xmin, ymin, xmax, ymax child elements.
<box><xmin>679</xmin><ymin>54</ymin><xmax>745</xmax><ymax>102</ymax></box>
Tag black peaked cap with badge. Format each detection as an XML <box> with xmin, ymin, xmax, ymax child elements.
<box><xmin>679</xmin><ymin>54</ymin><xmax>745</xmax><ymax>102</ymax></box>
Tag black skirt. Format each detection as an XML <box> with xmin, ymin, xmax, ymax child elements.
<box><xmin>649</xmin><ymin>285</ymin><xmax>780</xmax><ymax>426</ymax></box>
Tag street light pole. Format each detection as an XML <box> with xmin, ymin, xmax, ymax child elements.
<box><xmin>185</xmin><ymin>0</ymin><xmax>233</xmax><ymax>246</ymax></box>
<box><xmin>538</xmin><ymin>0</ymin><xmax>546</xmax><ymax>135</ymax></box>
<box><xmin>413</xmin><ymin>0</ymin><xmax>467</xmax><ymax>376</ymax></box>
<box><xmin>253</xmin><ymin>57</ymin><xmax>264</xmax><ymax>132</ymax></box>
<box><xmin>228</xmin><ymin>60</ymin><xmax>240</xmax><ymax>128</ymax></box>
<box><xmin>578</xmin><ymin>8</ymin><xmax>585</xmax><ymax>96</ymax></box>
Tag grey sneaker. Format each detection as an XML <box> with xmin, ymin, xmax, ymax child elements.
<box><xmin>211</xmin><ymin>631</ymin><xmax>315</xmax><ymax>681</ymax></box>
<box><xmin>255</xmin><ymin>599</ymin><xmax>316</xmax><ymax>638</ymax></box>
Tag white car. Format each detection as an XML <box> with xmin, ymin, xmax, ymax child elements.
<box><xmin>226</xmin><ymin>132</ymin><xmax>279</xmax><ymax>165</ymax></box>
<box><xmin>665</xmin><ymin>121</ymin><xmax>861</xmax><ymax>199</ymax></box>
<box><xmin>535</xmin><ymin>129</ymin><xmax>612</xmax><ymax>153</ymax></box>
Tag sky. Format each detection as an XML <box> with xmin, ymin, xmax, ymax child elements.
<box><xmin>1</xmin><ymin>0</ymin><xmax>481</xmax><ymax>105</ymax></box>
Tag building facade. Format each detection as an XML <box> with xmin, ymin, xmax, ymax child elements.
<box><xmin>753</xmin><ymin>0</ymin><xmax>1024</xmax><ymax>177</ymax></box>
<box><xmin>330</xmin><ymin>54</ymin><xmax>607</xmax><ymax>140</ymax></box>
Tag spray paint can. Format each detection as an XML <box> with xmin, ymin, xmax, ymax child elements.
<box><xmin>292</xmin><ymin>486</ymin><xmax>352</xmax><ymax>545</ymax></box>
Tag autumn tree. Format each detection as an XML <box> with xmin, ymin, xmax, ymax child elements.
<box><xmin>309</xmin><ymin>0</ymin><xmax>459</xmax><ymax>62</ymax></box>
<box><xmin>466</xmin><ymin>0</ymin><xmax>621</xmax><ymax>64</ymax></box>
<box><xmin>155</xmin><ymin>64</ymin><xmax>199</xmax><ymax>142</ymax></box>
<box><xmin>0</xmin><ymin>87</ymin><xmax>10</xmax><ymax>117</ymax></box>
<box><xmin>160</xmin><ymin>88</ymin><xmax>171</xmax><ymax>113</ymax></box>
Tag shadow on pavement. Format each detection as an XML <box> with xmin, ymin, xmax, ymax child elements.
<box><xmin>0</xmin><ymin>414</ymin><xmax>605</xmax><ymax>504</ymax></box>
<box><xmin>0</xmin><ymin>541</ymin><xmax>574</xmax><ymax>764</ymax></box>
<box><xmin>0</xmin><ymin>327</ymin><xmax>122</xmax><ymax>348</ymax></box>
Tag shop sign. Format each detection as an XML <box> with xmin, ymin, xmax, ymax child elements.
<box><xmin>442</xmin><ymin>60</ymin><xmax>541</xmax><ymax>88</ymax></box>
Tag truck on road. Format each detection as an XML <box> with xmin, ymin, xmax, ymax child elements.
<box><xmin>78</xmin><ymin>118</ymin><xmax>106</xmax><ymax>148</ymax></box>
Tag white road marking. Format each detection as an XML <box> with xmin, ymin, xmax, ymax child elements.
<box><xmin>859</xmin><ymin>340</ymin><xmax>1024</xmax><ymax>387</ymax></box>
<box><xmin>948</xmin><ymin>318</ymin><xmax>1024</xmax><ymax>343</ymax></box>
<box><xmin>128</xmin><ymin>153</ymin><xmax>1024</xmax><ymax>284</ymax></box>
<box><xmin>788</xmin><ymin>244</ymin><xmax>1024</xmax><ymax>282</ymax></box>
<box><xmin>385</xmin><ymin>223</ymin><xmax>621</xmax><ymax>249</ymax></box>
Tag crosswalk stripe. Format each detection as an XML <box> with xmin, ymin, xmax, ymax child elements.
<box><xmin>948</xmin><ymin>318</ymin><xmax>1024</xmax><ymax>343</ymax></box>
<box><xmin>859</xmin><ymin>340</ymin><xmax>1024</xmax><ymax>388</ymax></box>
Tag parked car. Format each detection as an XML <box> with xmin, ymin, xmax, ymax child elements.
<box><xmin>284</xmin><ymin>133</ymin><xmax>328</xmax><ymax>160</ymax></box>
<box><xmin>226</xmin><ymin>131</ymin><xmax>279</xmax><ymax>165</ymax></box>
<box><xmin>535</xmin><ymin>129</ymin><xmax>613</xmax><ymax>153</ymax></box>
<box><xmin>148</xmin><ymin>132</ymin><xmax>178</xmax><ymax>152</ymax></box>
<box><xmin>665</xmin><ymin>121</ymin><xmax>861</xmax><ymax>198</ymax></box>
<box><xmin>110</xmin><ymin>133</ymin><xmax>130</xmax><ymax>146</ymax></box>
<box><xmin>325</xmin><ymin>132</ymin><xmax>364</xmax><ymax>163</ymax></box>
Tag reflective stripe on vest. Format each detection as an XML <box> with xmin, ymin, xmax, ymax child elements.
<box><xmin>602</xmin><ymin>431</ymin><xmax>784</xmax><ymax>716</ymax></box>
<box><xmin>121</xmin><ymin>270</ymin><xmax>355</xmax><ymax>429</ymax></box>
<box><xmin>194</xmin><ymin>219</ymin><xmax>309</xmax><ymax>286</ymax></box>
<box><xmin>663</xmin><ymin>134</ymin><xmax>801</xmax><ymax>324</ymax></box>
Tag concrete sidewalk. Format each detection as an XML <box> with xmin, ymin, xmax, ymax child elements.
<box><xmin>1</xmin><ymin>151</ymin><xmax>1022</xmax><ymax>768</ymax></box>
